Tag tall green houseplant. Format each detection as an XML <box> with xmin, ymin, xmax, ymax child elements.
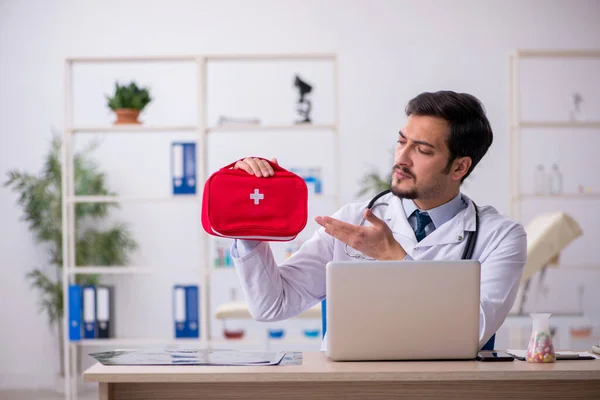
<box><xmin>4</xmin><ymin>133</ymin><xmax>138</xmax><ymax>376</ymax></box>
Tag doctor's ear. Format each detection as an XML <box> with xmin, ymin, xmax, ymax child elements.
<box><xmin>450</xmin><ymin>157</ymin><xmax>472</xmax><ymax>181</ymax></box>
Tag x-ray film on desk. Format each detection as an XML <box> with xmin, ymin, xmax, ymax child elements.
<box><xmin>89</xmin><ymin>348</ymin><xmax>286</xmax><ymax>366</ymax></box>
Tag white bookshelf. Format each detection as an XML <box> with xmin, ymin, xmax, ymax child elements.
<box><xmin>61</xmin><ymin>53</ymin><xmax>339</xmax><ymax>399</ymax></box>
<box><xmin>515</xmin><ymin>193</ymin><xmax>600</xmax><ymax>200</ymax></box>
<box><xmin>516</xmin><ymin>121</ymin><xmax>600</xmax><ymax>129</ymax></box>
<box><xmin>507</xmin><ymin>49</ymin><xmax>600</xmax><ymax>348</ymax></box>
<box><xmin>66</xmin><ymin>266</ymin><xmax>199</xmax><ymax>275</ymax></box>
<box><xmin>205</xmin><ymin>123</ymin><xmax>336</xmax><ymax>133</ymax></box>
<box><xmin>68</xmin><ymin>194</ymin><xmax>201</xmax><ymax>203</ymax></box>
<box><xmin>77</xmin><ymin>337</ymin><xmax>206</xmax><ymax>347</ymax></box>
<box><xmin>70</xmin><ymin>125</ymin><xmax>199</xmax><ymax>133</ymax></box>
<box><xmin>508</xmin><ymin>49</ymin><xmax>600</xmax><ymax>221</ymax></box>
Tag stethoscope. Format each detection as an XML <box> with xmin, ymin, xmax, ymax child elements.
<box><xmin>344</xmin><ymin>189</ymin><xmax>479</xmax><ymax>261</ymax></box>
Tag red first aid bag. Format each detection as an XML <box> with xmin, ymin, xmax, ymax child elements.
<box><xmin>201</xmin><ymin>158</ymin><xmax>308</xmax><ymax>241</ymax></box>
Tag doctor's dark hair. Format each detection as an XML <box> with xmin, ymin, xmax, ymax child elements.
<box><xmin>405</xmin><ymin>91</ymin><xmax>493</xmax><ymax>181</ymax></box>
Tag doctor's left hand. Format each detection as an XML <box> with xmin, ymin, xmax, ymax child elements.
<box><xmin>315</xmin><ymin>209</ymin><xmax>407</xmax><ymax>261</ymax></box>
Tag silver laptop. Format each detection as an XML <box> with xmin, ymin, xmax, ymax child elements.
<box><xmin>325</xmin><ymin>260</ymin><xmax>481</xmax><ymax>361</ymax></box>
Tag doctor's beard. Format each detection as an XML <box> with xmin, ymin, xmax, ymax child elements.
<box><xmin>390</xmin><ymin>165</ymin><xmax>418</xmax><ymax>199</ymax></box>
<box><xmin>390</xmin><ymin>165</ymin><xmax>446</xmax><ymax>201</ymax></box>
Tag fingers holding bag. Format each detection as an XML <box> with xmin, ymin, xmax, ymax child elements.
<box><xmin>233</xmin><ymin>157</ymin><xmax>279</xmax><ymax>177</ymax></box>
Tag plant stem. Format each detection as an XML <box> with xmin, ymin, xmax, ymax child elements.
<box><xmin>58</xmin><ymin>321</ymin><xmax>64</xmax><ymax>377</ymax></box>
<box><xmin>55</xmin><ymin>261</ymin><xmax>64</xmax><ymax>376</ymax></box>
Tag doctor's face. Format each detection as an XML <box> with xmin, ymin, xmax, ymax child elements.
<box><xmin>391</xmin><ymin>115</ymin><xmax>455</xmax><ymax>202</ymax></box>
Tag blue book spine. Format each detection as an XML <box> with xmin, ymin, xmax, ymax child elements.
<box><xmin>68</xmin><ymin>284</ymin><xmax>82</xmax><ymax>341</ymax></box>
<box><xmin>83</xmin><ymin>285</ymin><xmax>97</xmax><ymax>339</ymax></box>
<box><xmin>171</xmin><ymin>142</ymin><xmax>196</xmax><ymax>195</ymax></box>
<box><xmin>185</xmin><ymin>285</ymin><xmax>199</xmax><ymax>338</ymax></box>
<box><xmin>173</xmin><ymin>285</ymin><xmax>187</xmax><ymax>338</ymax></box>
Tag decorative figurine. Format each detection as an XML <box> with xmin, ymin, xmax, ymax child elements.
<box><xmin>294</xmin><ymin>75</ymin><xmax>313</xmax><ymax>124</ymax></box>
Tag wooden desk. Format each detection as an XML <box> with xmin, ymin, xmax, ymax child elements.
<box><xmin>83</xmin><ymin>351</ymin><xmax>600</xmax><ymax>399</ymax></box>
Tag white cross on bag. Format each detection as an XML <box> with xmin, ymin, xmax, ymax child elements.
<box><xmin>250</xmin><ymin>189</ymin><xmax>264</xmax><ymax>205</ymax></box>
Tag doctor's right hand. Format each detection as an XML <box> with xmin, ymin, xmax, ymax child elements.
<box><xmin>233</xmin><ymin>157</ymin><xmax>278</xmax><ymax>177</ymax></box>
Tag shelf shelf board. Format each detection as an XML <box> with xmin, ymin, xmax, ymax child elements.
<box><xmin>204</xmin><ymin>53</ymin><xmax>336</xmax><ymax>61</ymax></box>
<box><xmin>68</xmin><ymin>195</ymin><xmax>200</xmax><ymax>203</ymax></box>
<box><xmin>66</xmin><ymin>53</ymin><xmax>337</xmax><ymax>64</ymax></box>
<box><xmin>215</xmin><ymin>302</ymin><xmax>321</xmax><ymax>320</ymax></box>
<box><xmin>75</xmin><ymin>337</ymin><xmax>320</xmax><ymax>348</ymax></box>
<box><xmin>517</xmin><ymin>121</ymin><xmax>600</xmax><ymax>129</ymax></box>
<box><xmin>210</xmin><ymin>337</ymin><xmax>320</xmax><ymax>347</ymax></box>
<box><xmin>209</xmin><ymin>339</ymin><xmax>263</xmax><ymax>347</ymax></box>
<box><xmin>206</xmin><ymin>124</ymin><xmax>336</xmax><ymax>133</ymax></box>
<box><xmin>70</xmin><ymin>125</ymin><xmax>199</xmax><ymax>133</ymax></box>
<box><xmin>67</xmin><ymin>55</ymin><xmax>198</xmax><ymax>63</ymax></box>
<box><xmin>264</xmin><ymin>337</ymin><xmax>323</xmax><ymax>345</ymax></box>
<box><xmin>68</xmin><ymin>193</ymin><xmax>333</xmax><ymax>204</ymax></box>
<box><xmin>514</xmin><ymin>50</ymin><xmax>600</xmax><ymax>59</ymax></box>
<box><xmin>75</xmin><ymin>338</ymin><xmax>205</xmax><ymax>347</ymax></box>
<box><xmin>66</xmin><ymin>266</ymin><xmax>199</xmax><ymax>275</ymax></box>
<box><xmin>517</xmin><ymin>193</ymin><xmax>600</xmax><ymax>200</ymax></box>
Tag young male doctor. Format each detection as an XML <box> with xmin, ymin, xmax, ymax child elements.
<box><xmin>230</xmin><ymin>90</ymin><xmax>527</xmax><ymax>351</ymax></box>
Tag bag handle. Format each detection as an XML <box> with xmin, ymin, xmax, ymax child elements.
<box><xmin>220</xmin><ymin>157</ymin><xmax>286</xmax><ymax>172</ymax></box>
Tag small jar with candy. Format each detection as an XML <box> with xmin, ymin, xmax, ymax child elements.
<box><xmin>526</xmin><ymin>313</ymin><xmax>556</xmax><ymax>363</ymax></box>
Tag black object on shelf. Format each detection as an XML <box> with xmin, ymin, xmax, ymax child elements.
<box><xmin>294</xmin><ymin>75</ymin><xmax>313</xmax><ymax>124</ymax></box>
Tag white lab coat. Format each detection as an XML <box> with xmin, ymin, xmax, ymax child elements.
<box><xmin>231</xmin><ymin>192</ymin><xmax>527</xmax><ymax>351</ymax></box>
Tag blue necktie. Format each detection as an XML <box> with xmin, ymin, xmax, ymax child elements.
<box><xmin>414</xmin><ymin>210</ymin><xmax>432</xmax><ymax>242</ymax></box>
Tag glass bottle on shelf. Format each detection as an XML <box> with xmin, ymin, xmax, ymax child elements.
<box><xmin>548</xmin><ymin>164</ymin><xmax>563</xmax><ymax>195</ymax></box>
<box><xmin>223</xmin><ymin>288</ymin><xmax>245</xmax><ymax>339</ymax></box>
<box><xmin>214</xmin><ymin>239</ymin><xmax>233</xmax><ymax>268</ymax></box>
<box><xmin>534</xmin><ymin>165</ymin><xmax>546</xmax><ymax>195</ymax></box>
<box><xmin>569</xmin><ymin>92</ymin><xmax>584</xmax><ymax>122</ymax></box>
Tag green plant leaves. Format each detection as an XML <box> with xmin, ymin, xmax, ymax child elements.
<box><xmin>356</xmin><ymin>168</ymin><xmax>392</xmax><ymax>198</ymax></box>
<box><xmin>25</xmin><ymin>269</ymin><xmax>62</xmax><ymax>326</ymax></box>
<box><xmin>106</xmin><ymin>81</ymin><xmax>152</xmax><ymax>111</ymax></box>
<box><xmin>4</xmin><ymin>131</ymin><xmax>138</xmax><ymax>322</ymax></box>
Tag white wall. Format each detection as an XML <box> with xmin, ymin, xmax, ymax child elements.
<box><xmin>1</xmin><ymin>0</ymin><xmax>600</xmax><ymax>389</ymax></box>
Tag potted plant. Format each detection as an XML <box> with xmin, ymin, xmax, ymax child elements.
<box><xmin>105</xmin><ymin>81</ymin><xmax>152</xmax><ymax>124</ymax></box>
<box><xmin>3</xmin><ymin>132</ymin><xmax>138</xmax><ymax>390</ymax></box>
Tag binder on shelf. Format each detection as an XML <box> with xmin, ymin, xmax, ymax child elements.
<box><xmin>171</xmin><ymin>142</ymin><xmax>196</xmax><ymax>195</ymax></box>
<box><xmin>96</xmin><ymin>285</ymin><xmax>113</xmax><ymax>338</ymax></box>
<box><xmin>290</xmin><ymin>167</ymin><xmax>322</xmax><ymax>194</ymax></box>
<box><xmin>186</xmin><ymin>285</ymin><xmax>199</xmax><ymax>338</ymax></box>
<box><xmin>68</xmin><ymin>284</ymin><xmax>82</xmax><ymax>341</ymax></box>
<box><xmin>173</xmin><ymin>284</ymin><xmax>200</xmax><ymax>338</ymax></box>
<box><xmin>173</xmin><ymin>285</ymin><xmax>187</xmax><ymax>338</ymax></box>
<box><xmin>83</xmin><ymin>285</ymin><xmax>97</xmax><ymax>339</ymax></box>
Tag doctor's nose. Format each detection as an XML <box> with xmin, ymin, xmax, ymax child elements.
<box><xmin>395</xmin><ymin>146</ymin><xmax>412</xmax><ymax>167</ymax></box>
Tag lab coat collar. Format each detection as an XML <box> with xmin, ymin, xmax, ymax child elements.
<box><xmin>382</xmin><ymin>192</ymin><xmax>477</xmax><ymax>247</ymax></box>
